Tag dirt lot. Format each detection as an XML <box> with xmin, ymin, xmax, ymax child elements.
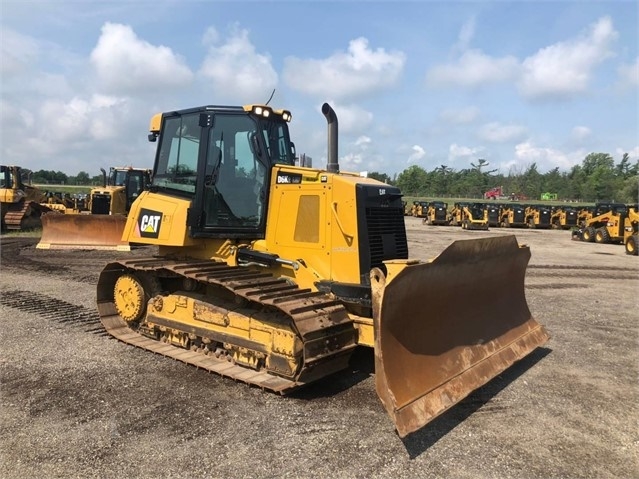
<box><xmin>1</xmin><ymin>218</ymin><xmax>637</xmax><ymax>478</ymax></box>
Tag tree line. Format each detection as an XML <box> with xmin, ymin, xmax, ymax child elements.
<box><xmin>27</xmin><ymin>152</ymin><xmax>639</xmax><ymax>203</ymax></box>
<box><xmin>29</xmin><ymin>170</ymin><xmax>105</xmax><ymax>186</ymax></box>
<box><xmin>368</xmin><ymin>152</ymin><xmax>638</xmax><ymax>203</ymax></box>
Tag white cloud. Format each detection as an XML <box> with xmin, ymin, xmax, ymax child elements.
<box><xmin>615</xmin><ymin>146</ymin><xmax>639</xmax><ymax>161</ymax></box>
<box><xmin>90</xmin><ymin>23</ymin><xmax>193</xmax><ymax>95</ymax></box>
<box><xmin>571</xmin><ymin>126</ymin><xmax>592</xmax><ymax>141</ymax></box>
<box><xmin>617</xmin><ymin>56</ymin><xmax>639</xmax><ymax>87</ymax></box>
<box><xmin>1</xmin><ymin>28</ymin><xmax>39</xmax><ymax>76</ymax></box>
<box><xmin>408</xmin><ymin>145</ymin><xmax>426</xmax><ymax>163</ymax></box>
<box><xmin>39</xmin><ymin>95</ymin><xmax>130</xmax><ymax>144</ymax></box>
<box><xmin>283</xmin><ymin>37</ymin><xmax>405</xmax><ymax>99</ymax></box>
<box><xmin>439</xmin><ymin>106</ymin><xmax>480</xmax><ymax>124</ymax></box>
<box><xmin>448</xmin><ymin>143</ymin><xmax>485</xmax><ymax>163</ymax></box>
<box><xmin>199</xmin><ymin>26</ymin><xmax>278</xmax><ymax>101</ymax></box>
<box><xmin>514</xmin><ymin>141</ymin><xmax>585</xmax><ymax>170</ymax></box>
<box><xmin>518</xmin><ymin>16</ymin><xmax>618</xmax><ymax>99</ymax></box>
<box><xmin>455</xmin><ymin>17</ymin><xmax>476</xmax><ymax>53</ymax></box>
<box><xmin>340</xmin><ymin>152</ymin><xmax>364</xmax><ymax>171</ymax></box>
<box><xmin>478</xmin><ymin>122</ymin><xmax>527</xmax><ymax>143</ymax></box>
<box><xmin>426</xmin><ymin>49</ymin><xmax>519</xmax><ymax>88</ymax></box>
<box><xmin>355</xmin><ymin>136</ymin><xmax>372</xmax><ymax>149</ymax></box>
<box><xmin>320</xmin><ymin>101</ymin><xmax>373</xmax><ymax>135</ymax></box>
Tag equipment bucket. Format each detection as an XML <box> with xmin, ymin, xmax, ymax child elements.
<box><xmin>37</xmin><ymin>213</ymin><xmax>130</xmax><ymax>251</ymax></box>
<box><xmin>371</xmin><ymin>235</ymin><xmax>549</xmax><ymax>438</ymax></box>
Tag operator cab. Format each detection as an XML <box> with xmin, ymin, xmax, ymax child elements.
<box><xmin>149</xmin><ymin>105</ymin><xmax>295</xmax><ymax>239</ymax></box>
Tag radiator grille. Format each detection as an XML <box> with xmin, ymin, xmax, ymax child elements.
<box><xmin>365</xmin><ymin>207</ymin><xmax>408</xmax><ymax>269</ymax></box>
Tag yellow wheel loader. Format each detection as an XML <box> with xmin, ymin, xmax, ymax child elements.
<box><xmin>96</xmin><ymin>103</ymin><xmax>549</xmax><ymax>437</ymax></box>
<box><xmin>37</xmin><ymin>166</ymin><xmax>152</xmax><ymax>250</ymax></box>
<box><xmin>0</xmin><ymin>165</ymin><xmax>52</xmax><ymax>231</ymax></box>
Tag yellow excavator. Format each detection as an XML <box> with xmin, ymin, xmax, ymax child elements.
<box><xmin>37</xmin><ymin>166</ymin><xmax>152</xmax><ymax>250</ymax></box>
<box><xmin>0</xmin><ymin>165</ymin><xmax>52</xmax><ymax>231</ymax></box>
<box><xmin>96</xmin><ymin>103</ymin><xmax>549</xmax><ymax>437</ymax></box>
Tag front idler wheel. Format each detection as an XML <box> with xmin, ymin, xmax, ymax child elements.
<box><xmin>114</xmin><ymin>274</ymin><xmax>147</xmax><ymax>322</ymax></box>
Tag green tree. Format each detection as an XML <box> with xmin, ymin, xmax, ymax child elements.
<box><xmin>580</xmin><ymin>153</ymin><xmax>616</xmax><ymax>201</ymax></box>
<box><xmin>619</xmin><ymin>175</ymin><xmax>639</xmax><ymax>203</ymax></box>
<box><xmin>520</xmin><ymin>163</ymin><xmax>543</xmax><ymax>199</ymax></box>
<box><xmin>368</xmin><ymin>171</ymin><xmax>392</xmax><ymax>184</ymax></box>
<box><xmin>75</xmin><ymin>171</ymin><xmax>91</xmax><ymax>185</ymax></box>
<box><xmin>395</xmin><ymin>165</ymin><xmax>429</xmax><ymax>195</ymax></box>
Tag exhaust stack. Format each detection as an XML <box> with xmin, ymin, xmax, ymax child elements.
<box><xmin>321</xmin><ymin>103</ymin><xmax>339</xmax><ymax>173</ymax></box>
<box><xmin>100</xmin><ymin>168</ymin><xmax>107</xmax><ymax>187</ymax></box>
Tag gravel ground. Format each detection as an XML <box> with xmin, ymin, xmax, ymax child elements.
<box><xmin>0</xmin><ymin>219</ymin><xmax>637</xmax><ymax>479</ymax></box>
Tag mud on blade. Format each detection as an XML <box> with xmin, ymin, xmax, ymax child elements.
<box><xmin>371</xmin><ymin>236</ymin><xmax>549</xmax><ymax>438</ymax></box>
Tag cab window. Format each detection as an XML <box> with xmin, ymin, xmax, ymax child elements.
<box><xmin>153</xmin><ymin>114</ymin><xmax>200</xmax><ymax>195</ymax></box>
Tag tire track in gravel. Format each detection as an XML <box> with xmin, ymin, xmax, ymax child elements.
<box><xmin>526</xmin><ymin>264</ymin><xmax>638</xmax><ymax>288</ymax></box>
<box><xmin>0</xmin><ymin>289</ymin><xmax>106</xmax><ymax>336</ymax></box>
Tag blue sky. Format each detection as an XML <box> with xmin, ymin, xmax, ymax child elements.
<box><xmin>2</xmin><ymin>1</ymin><xmax>637</xmax><ymax>178</ymax></box>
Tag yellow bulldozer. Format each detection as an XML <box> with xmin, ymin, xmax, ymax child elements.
<box><xmin>0</xmin><ymin>165</ymin><xmax>52</xmax><ymax>231</ymax></box>
<box><xmin>37</xmin><ymin>166</ymin><xmax>152</xmax><ymax>250</ymax></box>
<box><xmin>96</xmin><ymin>103</ymin><xmax>549</xmax><ymax>437</ymax></box>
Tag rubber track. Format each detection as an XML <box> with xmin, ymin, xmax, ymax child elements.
<box><xmin>98</xmin><ymin>258</ymin><xmax>357</xmax><ymax>394</ymax></box>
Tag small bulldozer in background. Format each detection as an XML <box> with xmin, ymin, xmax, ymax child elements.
<box><xmin>37</xmin><ymin>166</ymin><xmax>151</xmax><ymax>250</ymax></box>
<box><xmin>0</xmin><ymin>165</ymin><xmax>52</xmax><ymax>231</ymax></box>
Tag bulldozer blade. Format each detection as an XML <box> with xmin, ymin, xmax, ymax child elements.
<box><xmin>371</xmin><ymin>235</ymin><xmax>549</xmax><ymax>438</ymax></box>
<box><xmin>37</xmin><ymin>213</ymin><xmax>130</xmax><ymax>251</ymax></box>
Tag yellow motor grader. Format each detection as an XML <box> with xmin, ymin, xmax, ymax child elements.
<box><xmin>96</xmin><ymin>103</ymin><xmax>549</xmax><ymax>438</ymax></box>
<box><xmin>0</xmin><ymin>165</ymin><xmax>52</xmax><ymax>231</ymax></box>
<box><xmin>37</xmin><ymin>166</ymin><xmax>151</xmax><ymax>250</ymax></box>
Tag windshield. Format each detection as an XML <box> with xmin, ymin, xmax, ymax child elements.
<box><xmin>111</xmin><ymin>169</ymin><xmax>129</xmax><ymax>187</ymax></box>
<box><xmin>259</xmin><ymin>118</ymin><xmax>295</xmax><ymax>166</ymax></box>
<box><xmin>152</xmin><ymin>114</ymin><xmax>200</xmax><ymax>194</ymax></box>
